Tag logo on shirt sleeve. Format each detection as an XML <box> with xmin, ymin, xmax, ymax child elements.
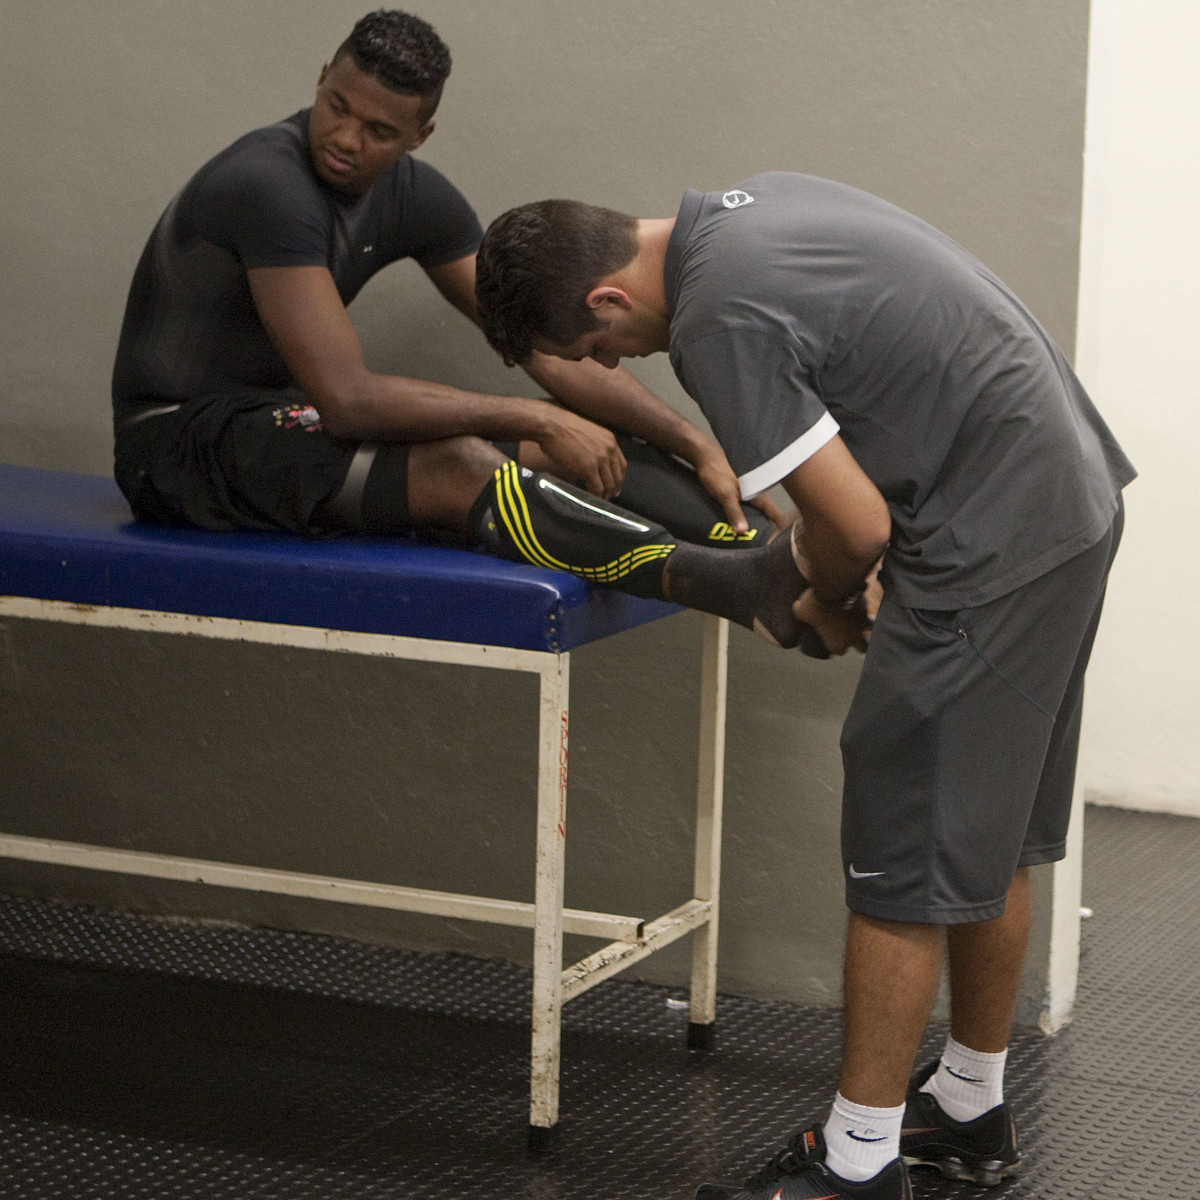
<box><xmin>722</xmin><ymin>189</ymin><xmax>755</xmax><ymax>209</ymax></box>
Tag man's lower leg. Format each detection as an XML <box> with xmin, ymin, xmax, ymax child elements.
<box><xmin>919</xmin><ymin>869</ymin><xmax>1032</xmax><ymax>1120</ymax></box>
<box><xmin>900</xmin><ymin>874</ymin><xmax>1028</xmax><ymax>1187</ymax></box>
<box><xmin>827</xmin><ymin>912</ymin><xmax>943</xmax><ymax>1181</ymax></box>
<box><xmin>469</xmin><ymin>461</ymin><xmax>812</xmax><ymax>646</ymax></box>
<box><xmin>946</xmin><ymin>868</ymin><xmax>1032</xmax><ymax>1052</ymax></box>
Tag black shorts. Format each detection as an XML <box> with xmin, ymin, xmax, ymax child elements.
<box><xmin>115</xmin><ymin>391</ymin><xmax>774</xmax><ymax>548</ymax></box>
<box><xmin>115</xmin><ymin>391</ymin><xmax>358</xmax><ymax>535</ymax></box>
<box><xmin>839</xmin><ymin>500</ymin><xmax>1124</xmax><ymax>925</ymax></box>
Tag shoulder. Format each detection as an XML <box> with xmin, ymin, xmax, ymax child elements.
<box><xmin>393</xmin><ymin>154</ymin><xmax>476</xmax><ymax>213</ymax></box>
<box><xmin>188</xmin><ymin>112</ymin><xmax>321</xmax><ymax>216</ymax></box>
<box><xmin>367</xmin><ymin>155</ymin><xmax>481</xmax><ymax>266</ymax></box>
<box><xmin>180</xmin><ymin>112</ymin><xmax>332</xmax><ymax>265</ymax></box>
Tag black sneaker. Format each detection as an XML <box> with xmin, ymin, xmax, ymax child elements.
<box><xmin>900</xmin><ymin>1060</ymin><xmax>1021</xmax><ymax>1187</ymax></box>
<box><xmin>695</xmin><ymin>1125</ymin><xmax>911</xmax><ymax>1200</ymax></box>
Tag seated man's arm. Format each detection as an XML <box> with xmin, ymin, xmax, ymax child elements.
<box><xmin>246</xmin><ymin>263</ymin><xmax>626</xmax><ymax>498</ymax></box>
<box><xmin>781</xmin><ymin>436</ymin><xmax>892</xmax><ymax>654</ymax></box>
<box><xmin>426</xmin><ymin>253</ymin><xmax>755</xmax><ymax>531</ymax></box>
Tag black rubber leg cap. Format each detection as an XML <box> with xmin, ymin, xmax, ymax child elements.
<box><xmin>527</xmin><ymin>1123</ymin><xmax>561</xmax><ymax>1153</ymax></box>
<box><xmin>687</xmin><ymin>1021</ymin><xmax>716</xmax><ymax>1050</ymax></box>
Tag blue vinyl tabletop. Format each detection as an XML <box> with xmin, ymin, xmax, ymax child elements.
<box><xmin>0</xmin><ymin>464</ymin><xmax>679</xmax><ymax>653</ymax></box>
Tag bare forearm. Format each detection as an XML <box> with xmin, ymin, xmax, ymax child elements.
<box><xmin>793</xmin><ymin>517</ymin><xmax>887</xmax><ymax>603</ymax></box>
<box><xmin>524</xmin><ymin>354</ymin><xmax>704</xmax><ymax>457</ymax></box>
<box><xmin>781</xmin><ymin>444</ymin><xmax>892</xmax><ymax>605</ymax></box>
<box><xmin>316</xmin><ymin>369</ymin><xmax>563</xmax><ymax>444</ymax></box>
<box><xmin>314</xmin><ymin>367</ymin><xmax>626</xmax><ymax>498</ymax></box>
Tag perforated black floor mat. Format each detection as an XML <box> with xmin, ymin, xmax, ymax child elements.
<box><xmin>0</xmin><ymin>803</ymin><xmax>1196</xmax><ymax>1199</ymax></box>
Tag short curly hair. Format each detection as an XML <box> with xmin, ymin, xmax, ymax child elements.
<box><xmin>333</xmin><ymin>10</ymin><xmax>451</xmax><ymax>121</ymax></box>
<box><xmin>475</xmin><ymin>200</ymin><xmax>638</xmax><ymax>366</ymax></box>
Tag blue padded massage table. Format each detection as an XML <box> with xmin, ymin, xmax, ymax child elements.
<box><xmin>0</xmin><ymin>462</ymin><xmax>729</xmax><ymax>1147</ymax></box>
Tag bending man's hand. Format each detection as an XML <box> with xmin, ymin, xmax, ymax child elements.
<box><xmin>688</xmin><ymin>434</ymin><xmax>795</xmax><ymax>533</ymax></box>
<box><xmin>691</xmin><ymin>445</ymin><xmax>752</xmax><ymax>532</ymax></box>
<box><xmin>792</xmin><ymin>588</ymin><xmax>874</xmax><ymax>656</ymax></box>
<box><xmin>749</xmin><ymin>492</ymin><xmax>793</xmax><ymax>533</ymax></box>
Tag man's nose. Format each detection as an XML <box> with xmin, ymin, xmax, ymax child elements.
<box><xmin>330</xmin><ymin>119</ymin><xmax>363</xmax><ymax>154</ymax></box>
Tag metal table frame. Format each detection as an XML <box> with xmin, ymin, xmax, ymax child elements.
<box><xmin>0</xmin><ymin>593</ymin><xmax>727</xmax><ymax>1147</ymax></box>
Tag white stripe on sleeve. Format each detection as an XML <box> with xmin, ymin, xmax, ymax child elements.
<box><xmin>737</xmin><ymin>411</ymin><xmax>840</xmax><ymax>499</ymax></box>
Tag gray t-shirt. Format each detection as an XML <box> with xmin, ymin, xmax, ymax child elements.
<box><xmin>665</xmin><ymin>172</ymin><xmax>1135</xmax><ymax>608</ymax></box>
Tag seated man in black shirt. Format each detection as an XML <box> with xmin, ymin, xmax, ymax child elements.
<box><xmin>112</xmin><ymin>9</ymin><xmax>812</xmax><ymax>646</ymax></box>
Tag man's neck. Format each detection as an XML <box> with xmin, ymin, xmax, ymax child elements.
<box><xmin>617</xmin><ymin>218</ymin><xmax>675</xmax><ymax>321</ymax></box>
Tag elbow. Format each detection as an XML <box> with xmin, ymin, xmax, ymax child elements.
<box><xmin>317</xmin><ymin>407</ymin><xmax>357</xmax><ymax>439</ymax></box>
<box><xmin>845</xmin><ymin>502</ymin><xmax>892</xmax><ymax>571</ymax></box>
<box><xmin>308</xmin><ymin>380</ymin><xmax>368</xmax><ymax>439</ymax></box>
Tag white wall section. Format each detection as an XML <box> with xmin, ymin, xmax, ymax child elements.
<box><xmin>1075</xmin><ymin>1</ymin><xmax>1200</xmax><ymax>816</ymax></box>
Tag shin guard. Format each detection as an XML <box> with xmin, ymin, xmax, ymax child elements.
<box><xmin>472</xmin><ymin>462</ymin><xmax>676</xmax><ymax>600</ymax></box>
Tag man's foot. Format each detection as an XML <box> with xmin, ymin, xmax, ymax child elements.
<box><xmin>900</xmin><ymin>1060</ymin><xmax>1021</xmax><ymax>1187</ymax></box>
<box><xmin>666</xmin><ymin>521</ymin><xmax>825</xmax><ymax>653</ymax></box>
<box><xmin>695</xmin><ymin>1125</ymin><xmax>911</xmax><ymax>1199</ymax></box>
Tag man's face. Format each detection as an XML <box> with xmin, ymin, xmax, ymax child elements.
<box><xmin>308</xmin><ymin>54</ymin><xmax>434</xmax><ymax>195</ymax></box>
<box><xmin>535</xmin><ymin>301</ymin><xmax>668</xmax><ymax>369</ymax></box>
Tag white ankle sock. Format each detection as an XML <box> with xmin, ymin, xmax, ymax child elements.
<box><xmin>920</xmin><ymin>1035</ymin><xmax>1007</xmax><ymax>1122</ymax></box>
<box><xmin>823</xmin><ymin>1091</ymin><xmax>904</xmax><ymax>1183</ymax></box>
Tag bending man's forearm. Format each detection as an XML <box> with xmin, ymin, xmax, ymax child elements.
<box><xmin>792</xmin><ymin>512</ymin><xmax>887</xmax><ymax>602</ymax></box>
<box><xmin>781</xmin><ymin>440</ymin><xmax>892</xmax><ymax>604</ymax></box>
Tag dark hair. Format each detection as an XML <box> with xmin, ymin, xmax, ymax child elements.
<box><xmin>333</xmin><ymin>10</ymin><xmax>451</xmax><ymax>121</ymax></box>
<box><xmin>475</xmin><ymin>200</ymin><xmax>638</xmax><ymax>365</ymax></box>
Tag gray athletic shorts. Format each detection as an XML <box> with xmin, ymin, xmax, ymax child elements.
<box><xmin>839</xmin><ymin>500</ymin><xmax>1124</xmax><ymax>925</ymax></box>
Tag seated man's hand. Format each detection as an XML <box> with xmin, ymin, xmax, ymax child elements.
<box><xmin>536</xmin><ymin>409</ymin><xmax>627</xmax><ymax>500</ymax></box>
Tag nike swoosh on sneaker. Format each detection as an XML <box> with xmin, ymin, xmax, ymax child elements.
<box><xmin>946</xmin><ymin>1066</ymin><xmax>986</xmax><ymax>1083</ymax></box>
<box><xmin>847</xmin><ymin>1131</ymin><xmax>887</xmax><ymax>1142</ymax></box>
<box><xmin>848</xmin><ymin>864</ymin><xmax>885</xmax><ymax>879</ymax></box>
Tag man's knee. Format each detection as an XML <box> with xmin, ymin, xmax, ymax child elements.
<box><xmin>406</xmin><ymin>435</ymin><xmax>508</xmax><ymax>527</ymax></box>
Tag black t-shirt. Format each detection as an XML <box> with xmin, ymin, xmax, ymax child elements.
<box><xmin>112</xmin><ymin>110</ymin><xmax>482</xmax><ymax>426</ymax></box>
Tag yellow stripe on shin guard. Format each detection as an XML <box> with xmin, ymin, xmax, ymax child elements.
<box><xmin>492</xmin><ymin>462</ymin><xmax>674</xmax><ymax>586</ymax></box>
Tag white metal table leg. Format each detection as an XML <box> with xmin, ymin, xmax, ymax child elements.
<box><xmin>688</xmin><ymin>615</ymin><xmax>728</xmax><ymax>1047</ymax></box>
<box><xmin>528</xmin><ymin>650</ymin><xmax>570</xmax><ymax>1148</ymax></box>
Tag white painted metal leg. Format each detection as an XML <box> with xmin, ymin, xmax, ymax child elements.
<box><xmin>529</xmin><ymin>651</ymin><xmax>569</xmax><ymax>1144</ymax></box>
<box><xmin>689</xmin><ymin>615</ymin><xmax>728</xmax><ymax>1041</ymax></box>
<box><xmin>1041</xmin><ymin>777</ymin><xmax>1085</xmax><ymax>1033</ymax></box>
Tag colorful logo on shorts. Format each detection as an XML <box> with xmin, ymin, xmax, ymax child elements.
<box><xmin>708</xmin><ymin>521</ymin><xmax>759</xmax><ymax>543</ymax></box>
<box><xmin>273</xmin><ymin>404</ymin><xmax>324</xmax><ymax>432</ymax></box>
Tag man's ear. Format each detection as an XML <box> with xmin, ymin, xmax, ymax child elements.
<box><xmin>584</xmin><ymin>285</ymin><xmax>633</xmax><ymax>312</ymax></box>
<box><xmin>412</xmin><ymin>120</ymin><xmax>436</xmax><ymax>150</ymax></box>
<box><xmin>317</xmin><ymin>62</ymin><xmax>330</xmax><ymax>87</ymax></box>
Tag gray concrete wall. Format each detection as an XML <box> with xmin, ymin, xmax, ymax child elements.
<box><xmin>0</xmin><ymin>1</ymin><xmax>1090</xmax><ymax>1020</ymax></box>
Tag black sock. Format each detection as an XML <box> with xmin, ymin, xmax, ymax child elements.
<box><xmin>665</xmin><ymin>528</ymin><xmax>819</xmax><ymax>650</ymax></box>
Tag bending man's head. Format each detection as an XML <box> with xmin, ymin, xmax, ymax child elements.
<box><xmin>332</xmin><ymin>10</ymin><xmax>452</xmax><ymax>121</ymax></box>
<box><xmin>475</xmin><ymin>200</ymin><xmax>639</xmax><ymax>366</ymax></box>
